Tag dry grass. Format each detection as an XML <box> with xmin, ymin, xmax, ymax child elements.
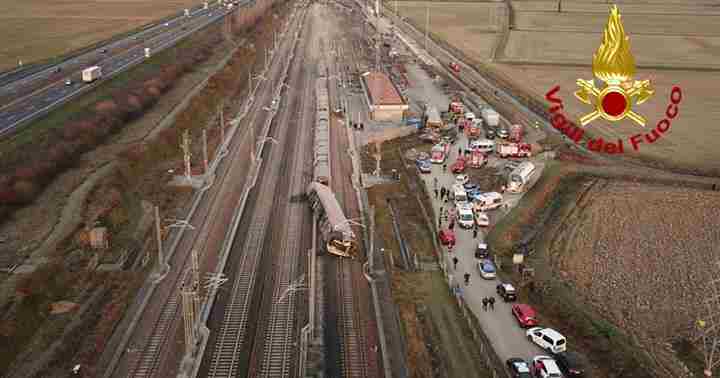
<box><xmin>492</xmin><ymin>63</ymin><xmax>720</xmax><ymax>174</ymax></box>
<box><xmin>502</xmin><ymin>31</ymin><xmax>720</xmax><ymax>69</ymax></box>
<box><xmin>511</xmin><ymin>0</ymin><xmax>720</xmax><ymax>14</ymax></box>
<box><xmin>0</xmin><ymin>0</ymin><xmax>200</xmax><ymax>71</ymax></box>
<box><xmin>551</xmin><ymin>181</ymin><xmax>720</xmax><ymax>341</ymax></box>
<box><xmin>396</xmin><ymin>2</ymin><xmax>501</xmax><ymax>61</ymax></box>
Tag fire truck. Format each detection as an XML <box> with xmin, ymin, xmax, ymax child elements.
<box><xmin>469</xmin><ymin>149</ymin><xmax>486</xmax><ymax>168</ymax></box>
<box><xmin>497</xmin><ymin>142</ymin><xmax>532</xmax><ymax>158</ymax></box>
<box><xmin>430</xmin><ymin>143</ymin><xmax>448</xmax><ymax>164</ymax></box>
<box><xmin>449</xmin><ymin>101</ymin><xmax>464</xmax><ymax>115</ymax></box>
<box><xmin>509</xmin><ymin>124</ymin><xmax>524</xmax><ymax>142</ymax></box>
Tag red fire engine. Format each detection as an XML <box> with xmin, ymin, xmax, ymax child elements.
<box><xmin>469</xmin><ymin>149</ymin><xmax>486</xmax><ymax>168</ymax></box>
<box><xmin>497</xmin><ymin>142</ymin><xmax>532</xmax><ymax>158</ymax></box>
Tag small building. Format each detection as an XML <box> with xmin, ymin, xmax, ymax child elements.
<box><xmin>89</xmin><ymin>227</ymin><xmax>109</xmax><ymax>250</ymax></box>
<box><xmin>360</xmin><ymin>71</ymin><xmax>409</xmax><ymax>123</ymax></box>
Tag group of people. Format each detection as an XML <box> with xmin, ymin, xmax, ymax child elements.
<box><xmin>352</xmin><ymin>122</ymin><xmax>365</xmax><ymax>130</ymax></box>
<box><xmin>482</xmin><ymin>296</ymin><xmax>496</xmax><ymax>311</ymax></box>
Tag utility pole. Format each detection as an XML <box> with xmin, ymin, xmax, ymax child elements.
<box><xmin>219</xmin><ymin>102</ymin><xmax>225</xmax><ymax>144</ymax></box>
<box><xmin>202</xmin><ymin>129</ymin><xmax>209</xmax><ymax>174</ymax></box>
<box><xmin>425</xmin><ymin>2</ymin><xmax>430</xmax><ymax>52</ymax></box>
<box><xmin>154</xmin><ymin>205</ymin><xmax>164</xmax><ymax>269</ymax></box>
<box><xmin>180</xmin><ymin>129</ymin><xmax>192</xmax><ymax>181</ymax></box>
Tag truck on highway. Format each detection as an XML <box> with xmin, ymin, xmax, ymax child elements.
<box><xmin>497</xmin><ymin>142</ymin><xmax>532</xmax><ymax>158</ymax></box>
<box><xmin>507</xmin><ymin>161</ymin><xmax>536</xmax><ymax>193</ymax></box>
<box><xmin>468</xmin><ymin>123</ymin><xmax>482</xmax><ymax>139</ymax></box>
<box><xmin>481</xmin><ymin>108</ymin><xmax>499</xmax><ymax>128</ymax></box>
<box><xmin>82</xmin><ymin>66</ymin><xmax>102</xmax><ymax>83</ymax></box>
<box><xmin>469</xmin><ymin>149</ymin><xmax>486</xmax><ymax>168</ymax></box>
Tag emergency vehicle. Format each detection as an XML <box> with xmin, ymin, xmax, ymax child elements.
<box><xmin>509</xmin><ymin>124</ymin><xmax>524</xmax><ymax>142</ymax></box>
<box><xmin>497</xmin><ymin>142</ymin><xmax>532</xmax><ymax>158</ymax></box>
<box><xmin>469</xmin><ymin>149</ymin><xmax>486</xmax><ymax>168</ymax></box>
<box><xmin>430</xmin><ymin>143</ymin><xmax>447</xmax><ymax>164</ymax></box>
<box><xmin>456</xmin><ymin>202</ymin><xmax>475</xmax><ymax>229</ymax></box>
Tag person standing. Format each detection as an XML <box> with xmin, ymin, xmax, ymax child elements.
<box><xmin>458</xmin><ymin>147</ymin><xmax>462</xmax><ymax>156</ymax></box>
<box><xmin>482</xmin><ymin>297</ymin><xmax>488</xmax><ymax>311</ymax></box>
<box><xmin>438</xmin><ymin>217</ymin><xmax>442</xmax><ymax>228</ymax></box>
<box><xmin>489</xmin><ymin>296</ymin><xmax>495</xmax><ymax>310</ymax></box>
<box><xmin>433</xmin><ymin>177</ymin><xmax>438</xmax><ymax>190</ymax></box>
<box><xmin>434</xmin><ymin>188</ymin><xmax>439</xmax><ymax>198</ymax></box>
<box><xmin>473</xmin><ymin>227</ymin><xmax>478</xmax><ymax>239</ymax></box>
<box><xmin>452</xmin><ymin>256</ymin><xmax>458</xmax><ymax>270</ymax></box>
<box><xmin>443</xmin><ymin>163</ymin><xmax>447</xmax><ymax>172</ymax></box>
<box><xmin>449</xmin><ymin>221</ymin><xmax>455</xmax><ymax>230</ymax></box>
<box><xmin>464</xmin><ymin>272</ymin><xmax>470</xmax><ymax>286</ymax></box>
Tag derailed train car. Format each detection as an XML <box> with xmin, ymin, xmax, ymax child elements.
<box><xmin>314</xmin><ymin>77</ymin><xmax>330</xmax><ymax>185</ymax></box>
<box><xmin>307</xmin><ymin>182</ymin><xmax>357</xmax><ymax>258</ymax></box>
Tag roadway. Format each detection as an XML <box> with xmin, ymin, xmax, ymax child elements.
<box><xmin>0</xmin><ymin>1</ymin><xmax>241</xmax><ymax>136</ymax></box>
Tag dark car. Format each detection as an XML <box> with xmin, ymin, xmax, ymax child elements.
<box><xmin>463</xmin><ymin>182</ymin><xmax>479</xmax><ymax>191</ymax></box>
<box><xmin>497</xmin><ymin>282</ymin><xmax>518</xmax><ymax>302</ymax></box>
<box><xmin>486</xmin><ymin>128</ymin><xmax>497</xmax><ymax>139</ymax></box>
<box><xmin>506</xmin><ymin>358</ymin><xmax>532</xmax><ymax>378</ymax></box>
<box><xmin>553</xmin><ymin>351</ymin><xmax>588</xmax><ymax>377</ymax></box>
<box><xmin>416</xmin><ymin>159</ymin><xmax>431</xmax><ymax>174</ymax></box>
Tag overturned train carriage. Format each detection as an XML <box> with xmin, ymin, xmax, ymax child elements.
<box><xmin>307</xmin><ymin>182</ymin><xmax>357</xmax><ymax>258</ymax></box>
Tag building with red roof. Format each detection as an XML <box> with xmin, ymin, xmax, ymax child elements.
<box><xmin>360</xmin><ymin>71</ymin><xmax>409</xmax><ymax>122</ymax></box>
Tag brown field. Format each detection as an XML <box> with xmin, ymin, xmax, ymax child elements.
<box><xmin>511</xmin><ymin>0</ymin><xmax>720</xmax><ymax>14</ymax></box>
<box><xmin>400</xmin><ymin>1</ymin><xmax>720</xmax><ymax>174</ymax></box>
<box><xmin>550</xmin><ymin>179</ymin><xmax>720</xmax><ymax>347</ymax></box>
<box><xmin>0</xmin><ymin>0</ymin><xmax>201</xmax><ymax>71</ymax></box>
<box><xmin>396</xmin><ymin>2</ymin><xmax>501</xmax><ymax>60</ymax></box>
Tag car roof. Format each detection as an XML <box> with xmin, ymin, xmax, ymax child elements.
<box><xmin>540</xmin><ymin>358</ymin><xmax>562</xmax><ymax>373</ymax></box>
<box><xmin>501</xmin><ymin>283</ymin><xmax>516</xmax><ymax>291</ymax></box>
<box><xmin>477</xmin><ymin>242</ymin><xmax>488</xmax><ymax>249</ymax></box>
<box><xmin>511</xmin><ymin>360</ymin><xmax>530</xmax><ymax>372</ymax></box>
<box><xmin>540</xmin><ymin>328</ymin><xmax>564</xmax><ymax>339</ymax></box>
<box><xmin>514</xmin><ymin>303</ymin><xmax>536</xmax><ymax>314</ymax></box>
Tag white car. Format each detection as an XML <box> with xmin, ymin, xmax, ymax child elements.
<box><xmin>474</xmin><ymin>211</ymin><xmax>489</xmax><ymax>227</ymax></box>
<box><xmin>477</xmin><ymin>259</ymin><xmax>496</xmax><ymax>279</ymax></box>
<box><xmin>531</xmin><ymin>356</ymin><xmax>563</xmax><ymax>378</ymax></box>
<box><xmin>526</xmin><ymin>327</ymin><xmax>567</xmax><ymax>354</ymax></box>
<box><xmin>456</xmin><ymin>203</ymin><xmax>474</xmax><ymax>229</ymax></box>
<box><xmin>455</xmin><ymin>174</ymin><xmax>469</xmax><ymax>185</ymax></box>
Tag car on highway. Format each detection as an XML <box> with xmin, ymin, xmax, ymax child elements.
<box><xmin>463</xmin><ymin>182</ymin><xmax>479</xmax><ymax>191</ymax></box>
<box><xmin>65</xmin><ymin>79</ymin><xmax>72</xmax><ymax>86</ymax></box>
<box><xmin>467</xmin><ymin>188</ymin><xmax>484</xmax><ymax>202</ymax></box>
<box><xmin>531</xmin><ymin>356</ymin><xmax>564</xmax><ymax>378</ymax></box>
<box><xmin>165</xmin><ymin>22</ymin><xmax>170</xmax><ymax>26</ymax></box>
<box><xmin>527</xmin><ymin>327</ymin><xmax>567</xmax><ymax>353</ymax></box>
<box><xmin>496</xmin><ymin>282</ymin><xmax>517</xmax><ymax>301</ymax></box>
<box><xmin>506</xmin><ymin>358</ymin><xmax>532</xmax><ymax>378</ymax></box>
<box><xmin>553</xmin><ymin>351</ymin><xmax>588</xmax><ymax>377</ymax></box>
<box><xmin>512</xmin><ymin>304</ymin><xmax>538</xmax><ymax>328</ymax></box>
<box><xmin>416</xmin><ymin>159</ymin><xmax>431</xmax><ymax>174</ymax></box>
<box><xmin>477</xmin><ymin>259</ymin><xmax>496</xmax><ymax>279</ymax></box>
<box><xmin>438</xmin><ymin>229</ymin><xmax>455</xmax><ymax>246</ymax></box>
<box><xmin>455</xmin><ymin>174</ymin><xmax>469</xmax><ymax>185</ymax></box>
<box><xmin>100</xmin><ymin>48</ymin><xmax>107</xmax><ymax>53</ymax></box>
<box><xmin>486</xmin><ymin>128</ymin><xmax>497</xmax><ymax>139</ymax></box>
<box><xmin>451</xmin><ymin>158</ymin><xmax>466</xmax><ymax>173</ymax></box>
<box><xmin>474</xmin><ymin>211</ymin><xmax>489</xmax><ymax>227</ymax></box>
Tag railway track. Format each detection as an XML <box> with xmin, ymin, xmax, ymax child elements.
<box><xmin>204</xmin><ymin>7</ymin><xmax>309</xmax><ymax>377</ymax></box>
<box><xmin>327</xmin><ymin>26</ymin><xmax>371</xmax><ymax>375</ymax></box>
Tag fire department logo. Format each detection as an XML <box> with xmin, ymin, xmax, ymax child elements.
<box><xmin>574</xmin><ymin>5</ymin><xmax>654</xmax><ymax>127</ymax></box>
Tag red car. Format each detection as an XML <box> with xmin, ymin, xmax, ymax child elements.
<box><xmin>438</xmin><ymin>229</ymin><xmax>456</xmax><ymax>246</ymax></box>
<box><xmin>451</xmin><ymin>157</ymin><xmax>466</xmax><ymax>173</ymax></box>
<box><xmin>512</xmin><ymin>304</ymin><xmax>538</xmax><ymax>328</ymax></box>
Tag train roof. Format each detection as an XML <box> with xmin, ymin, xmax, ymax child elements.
<box><xmin>307</xmin><ymin>182</ymin><xmax>355</xmax><ymax>237</ymax></box>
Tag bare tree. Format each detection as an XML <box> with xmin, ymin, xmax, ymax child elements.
<box><xmin>696</xmin><ymin>260</ymin><xmax>720</xmax><ymax>377</ymax></box>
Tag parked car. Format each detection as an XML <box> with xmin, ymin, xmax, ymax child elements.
<box><xmin>54</xmin><ymin>67</ymin><xmax>61</xmax><ymax>73</ymax></box>
<box><xmin>527</xmin><ymin>327</ymin><xmax>567</xmax><ymax>353</ymax></box>
<box><xmin>531</xmin><ymin>356</ymin><xmax>564</xmax><ymax>378</ymax></box>
<box><xmin>438</xmin><ymin>229</ymin><xmax>456</xmax><ymax>246</ymax></box>
<box><xmin>477</xmin><ymin>259</ymin><xmax>496</xmax><ymax>279</ymax></box>
<box><xmin>416</xmin><ymin>159</ymin><xmax>431</xmax><ymax>173</ymax></box>
<box><xmin>475</xmin><ymin>211</ymin><xmax>489</xmax><ymax>227</ymax></box>
<box><xmin>100</xmin><ymin>48</ymin><xmax>107</xmax><ymax>53</ymax></box>
<box><xmin>65</xmin><ymin>79</ymin><xmax>72</xmax><ymax>86</ymax></box>
<box><xmin>475</xmin><ymin>242</ymin><xmax>489</xmax><ymax>259</ymax></box>
<box><xmin>553</xmin><ymin>351</ymin><xmax>588</xmax><ymax>377</ymax></box>
<box><xmin>455</xmin><ymin>174</ymin><xmax>469</xmax><ymax>185</ymax></box>
<box><xmin>497</xmin><ymin>282</ymin><xmax>517</xmax><ymax>301</ymax></box>
<box><xmin>506</xmin><ymin>358</ymin><xmax>532</xmax><ymax>378</ymax></box>
<box><xmin>416</xmin><ymin>152</ymin><xmax>430</xmax><ymax>163</ymax></box>
<box><xmin>498</xmin><ymin>127</ymin><xmax>509</xmax><ymax>139</ymax></box>
<box><xmin>512</xmin><ymin>304</ymin><xmax>538</xmax><ymax>328</ymax></box>
<box><xmin>451</xmin><ymin>158</ymin><xmax>466</xmax><ymax>173</ymax></box>
<box><xmin>486</xmin><ymin>128</ymin><xmax>497</xmax><ymax>139</ymax></box>
<box><xmin>463</xmin><ymin>182</ymin><xmax>479</xmax><ymax>191</ymax></box>
<box><xmin>467</xmin><ymin>188</ymin><xmax>485</xmax><ymax>201</ymax></box>
<box><xmin>456</xmin><ymin>202</ymin><xmax>475</xmax><ymax>229</ymax></box>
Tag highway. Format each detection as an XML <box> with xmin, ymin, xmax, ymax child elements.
<box><xmin>0</xmin><ymin>1</ymin><xmax>241</xmax><ymax>137</ymax></box>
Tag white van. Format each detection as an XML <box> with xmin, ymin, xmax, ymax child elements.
<box><xmin>456</xmin><ymin>202</ymin><xmax>474</xmax><ymax>228</ymax></box>
<box><xmin>452</xmin><ymin>184</ymin><xmax>468</xmax><ymax>203</ymax></box>
<box><xmin>473</xmin><ymin>191</ymin><xmax>503</xmax><ymax>212</ymax></box>
<box><xmin>470</xmin><ymin>138</ymin><xmax>495</xmax><ymax>153</ymax></box>
<box><xmin>507</xmin><ymin>161</ymin><xmax>536</xmax><ymax>193</ymax></box>
<box><xmin>526</xmin><ymin>327</ymin><xmax>567</xmax><ymax>353</ymax></box>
